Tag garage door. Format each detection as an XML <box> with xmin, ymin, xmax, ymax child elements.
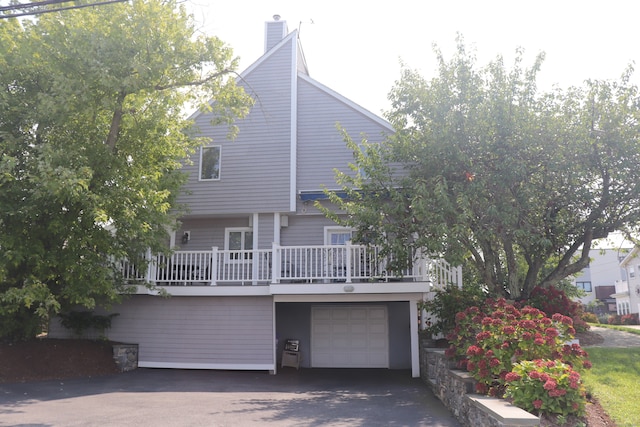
<box><xmin>311</xmin><ymin>305</ymin><xmax>389</xmax><ymax>368</ymax></box>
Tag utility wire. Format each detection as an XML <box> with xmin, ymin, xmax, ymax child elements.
<box><xmin>1</xmin><ymin>0</ymin><xmax>74</xmax><ymax>12</ymax></box>
<box><xmin>0</xmin><ymin>0</ymin><xmax>129</xmax><ymax>19</ymax></box>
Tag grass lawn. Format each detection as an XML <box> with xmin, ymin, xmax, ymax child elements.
<box><xmin>581</xmin><ymin>347</ymin><xmax>640</xmax><ymax>427</ymax></box>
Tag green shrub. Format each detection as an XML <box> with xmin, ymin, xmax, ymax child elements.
<box><xmin>419</xmin><ymin>284</ymin><xmax>487</xmax><ymax>338</ymax></box>
<box><xmin>446</xmin><ymin>297</ymin><xmax>591</xmax><ymax>416</ymax></box>
<box><xmin>527</xmin><ymin>286</ymin><xmax>589</xmax><ymax>332</ymax></box>
<box><xmin>58</xmin><ymin>311</ymin><xmax>118</xmax><ymax>338</ymax></box>
<box><xmin>505</xmin><ymin>359</ymin><xmax>586</xmax><ymax>417</ymax></box>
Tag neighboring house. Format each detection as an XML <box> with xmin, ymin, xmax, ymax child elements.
<box><xmin>49</xmin><ymin>17</ymin><xmax>460</xmax><ymax>377</ymax></box>
<box><xmin>573</xmin><ymin>248</ymin><xmax>629</xmax><ymax>314</ymax></box>
<box><xmin>613</xmin><ymin>246</ymin><xmax>640</xmax><ymax>315</ymax></box>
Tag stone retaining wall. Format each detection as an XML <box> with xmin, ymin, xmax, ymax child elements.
<box><xmin>112</xmin><ymin>343</ymin><xmax>138</xmax><ymax>372</ymax></box>
<box><xmin>420</xmin><ymin>340</ymin><xmax>539</xmax><ymax>427</ymax></box>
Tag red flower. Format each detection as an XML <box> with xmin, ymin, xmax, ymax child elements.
<box><xmin>505</xmin><ymin>372</ymin><xmax>521</xmax><ymax>382</ymax></box>
<box><xmin>583</xmin><ymin>360</ymin><xmax>592</xmax><ymax>369</ymax></box>
<box><xmin>489</xmin><ymin>358</ymin><xmax>501</xmax><ymax>367</ymax></box>
<box><xmin>466</xmin><ymin>345</ymin><xmax>483</xmax><ymax>356</ymax></box>
<box><xmin>543</xmin><ymin>380</ymin><xmax>557</xmax><ymax>390</ymax></box>
<box><xmin>545</xmin><ymin>327</ymin><xmax>559</xmax><ymax>338</ymax></box>
<box><xmin>503</xmin><ymin>326</ymin><xmax>516</xmax><ymax>335</ymax></box>
<box><xmin>533</xmin><ymin>399</ymin><xmax>543</xmax><ymax>409</ymax></box>
<box><xmin>548</xmin><ymin>388</ymin><xmax>567</xmax><ymax>397</ymax></box>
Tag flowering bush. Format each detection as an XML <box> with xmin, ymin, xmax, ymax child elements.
<box><xmin>621</xmin><ymin>313</ymin><xmax>639</xmax><ymax>325</ymax></box>
<box><xmin>528</xmin><ymin>286</ymin><xmax>589</xmax><ymax>332</ymax></box>
<box><xmin>580</xmin><ymin>311</ymin><xmax>598</xmax><ymax>324</ymax></box>
<box><xmin>505</xmin><ymin>359</ymin><xmax>586</xmax><ymax>417</ymax></box>
<box><xmin>445</xmin><ymin>298</ymin><xmax>591</xmax><ymax>398</ymax></box>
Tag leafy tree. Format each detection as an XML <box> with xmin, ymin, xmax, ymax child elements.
<box><xmin>329</xmin><ymin>38</ymin><xmax>640</xmax><ymax>299</ymax></box>
<box><xmin>0</xmin><ymin>0</ymin><xmax>252</xmax><ymax>339</ymax></box>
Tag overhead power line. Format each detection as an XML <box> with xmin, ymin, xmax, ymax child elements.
<box><xmin>0</xmin><ymin>0</ymin><xmax>129</xmax><ymax>19</ymax></box>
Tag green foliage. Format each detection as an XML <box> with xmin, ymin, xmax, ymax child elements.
<box><xmin>0</xmin><ymin>0</ymin><xmax>252</xmax><ymax>340</ymax></box>
<box><xmin>58</xmin><ymin>311</ymin><xmax>119</xmax><ymax>338</ymax></box>
<box><xmin>505</xmin><ymin>359</ymin><xmax>587</xmax><ymax>417</ymax></box>
<box><xmin>527</xmin><ymin>286</ymin><xmax>589</xmax><ymax>332</ymax></box>
<box><xmin>446</xmin><ymin>298</ymin><xmax>591</xmax><ymax>400</ymax></box>
<box><xmin>419</xmin><ymin>284</ymin><xmax>487</xmax><ymax>338</ymax></box>
<box><xmin>330</xmin><ymin>36</ymin><xmax>640</xmax><ymax>299</ymax></box>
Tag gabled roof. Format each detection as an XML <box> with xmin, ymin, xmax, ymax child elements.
<box><xmin>298</xmin><ymin>73</ymin><xmax>393</xmax><ymax>132</ymax></box>
<box><xmin>188</xmin><ymin>25</ymin><xmax>391</xmax><ymax>133</ymax></box>
<box><xmin>620</xmin><ymin>246</ymin><xmax>640</xmax><ymax>267</ymax></box>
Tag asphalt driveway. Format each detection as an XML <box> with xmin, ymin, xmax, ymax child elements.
<box><xmin>0</xmin><ymin>368</ymin><xmax>461</xmax><ymax>426</ymax></box>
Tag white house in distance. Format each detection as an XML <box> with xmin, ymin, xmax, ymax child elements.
<box><xmin>613</xmin><ymin>246</ymin><xmax>640</xmax><ymax>316</ymax></box>
<box><xmin>49</xmin><ymin>16</ymin><xmax>460</xmax><ymax>377</ymax></box>
<box><xmin>573</xmin><ymin>248</ymin><xmax>629</xmax><ymax>314</ymax></box>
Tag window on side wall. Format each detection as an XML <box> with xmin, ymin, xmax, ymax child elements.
<box><xmin>199</xmin><ymin>145</ymin><xmax>221</xmax><ymax>181</ymax></box>
<box><xmin>630</xmin><ymin>266</ymin><xmax>635</xmax><ymax>279</ymax></box>
<box><xmin>576</xmin><ymin>281</ymin><xmax>592</xmax><ymax>292</ymax></box>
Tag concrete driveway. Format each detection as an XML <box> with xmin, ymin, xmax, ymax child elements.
<box><xmin>0</xmin><ymin>368</ymin><xmax>461</xmax><ymax>426</ymax></box>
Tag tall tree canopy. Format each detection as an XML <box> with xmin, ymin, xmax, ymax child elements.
<box><xmin>0</xmin><ymin>0</ymin><xmax>252</xmax><ymax>338</ymax></box>
<box><xmin>330</xmin><ymin>40</ymin><xmax>640</xmax><ymax>299</ymax></box>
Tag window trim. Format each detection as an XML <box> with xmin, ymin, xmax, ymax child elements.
<box><xmin>199</xmin><ymin>145</ymin><xmax>222</xmax><ymax>181</ymax></box>
<box><xmin>324</xmin><ymin>226</ymin><xmax>355</xmax><ymax>246</ymax></box>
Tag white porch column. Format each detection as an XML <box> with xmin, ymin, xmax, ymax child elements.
<box><xmin>210</xmin><ymin>246</ymin><xmax>218</xmax><ymax>286</ymax></box>
<box><xmin>273</xmin><ymin>213</ymin><xmax>281</xmax><ymax>245</ymax></box>
<box><xmin>410</xmin><ymin>299</ymin><xmax>420</xmax><ymax>378</ymax></box>
<box><xmin>252</xmin><ymin>213</ymin><xmax>259</xmax><ymax>285</ymax></box>
<box><xmin>271</xmin><ymin>242</ymin><xmax>281</xmax><ymax>284</ymax></box>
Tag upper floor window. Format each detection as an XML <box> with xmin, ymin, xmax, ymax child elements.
<box><xmin>630</xmin><ymin>266</ymin><xmax>635</xmax><ymax>278</ymax></box>
<box><xmin>576</xmin><ymin>281</ymin><xmax>592</xmax><ymax>292</ymax></box>
<box><xmin>199</xmin><ymin>145</ymin><xmax>221</xmax><ymax>180</ymax></box>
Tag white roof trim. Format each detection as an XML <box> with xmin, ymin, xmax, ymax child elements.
<box><xmin>298</xmin><ymin>72</ymin><xmax>394</xmax><ymax>132</ymax></box>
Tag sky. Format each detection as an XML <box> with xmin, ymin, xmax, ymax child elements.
<box><xmin>185</xmin><ymin>0</ymin><xmax>640</xmax><ymax>117</ymax></box>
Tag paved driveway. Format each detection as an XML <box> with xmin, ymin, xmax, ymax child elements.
<box><xmin>0</xmin><ymin>368</ymin><xmax>461</xmax><ymax>426</ymax></box>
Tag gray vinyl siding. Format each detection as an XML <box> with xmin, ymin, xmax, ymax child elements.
<box><xmin>51</xmin><ymin>296</ymin><xmax>274</xmax><ymax>366</ymax></box>
<box><xmin>280</xmin><ymin>214</ymin><xmax>340</xmax><ymax>246</ymax></box>
<box><xmin>178</xmin><ymin>39</ymin><xmax>294</xmax><ymax>215</ymax></box>
<box><xmin>178</xmin><ymin>216</ymin><xmax>280</xmax><ymax>251</ymax></box>
<box><xmin>296</xmin><ymin>78</ymin><xmax>391</xmax><ymax>191</ymax></box>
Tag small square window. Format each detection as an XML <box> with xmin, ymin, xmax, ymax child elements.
<box><xmin>199</xmin><ymin>146</ymin><xmax>221</xmax><ymax>180</ymax></box>
<box><xmin>576</xmin><ymin>281</ymin><xmax>592</xmax><ymax>292</ymax></box>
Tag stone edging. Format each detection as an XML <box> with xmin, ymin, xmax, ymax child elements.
<box><xmin>112</xmin><ymin>343</ymin><xmax>138</xmax><ymax>372</ymax></box>
<box><xmin>421</xmin><ymin>345</ymin><xmax>539</xmax><ymax>427</ymax></box>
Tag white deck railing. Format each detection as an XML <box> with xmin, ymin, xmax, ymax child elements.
<box><xmin>122</xmin><ymin>242</ymin><xmax>462</xmax><ymax>288</ymax></box>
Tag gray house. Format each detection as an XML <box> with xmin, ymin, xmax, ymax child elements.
<box><xmin>50</xmin><ymin>17</ymin><xmax>460</xmax><ymax>377</ymax></box>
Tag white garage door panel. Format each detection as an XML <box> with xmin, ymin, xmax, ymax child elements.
<box><xmin>311</xmin><ymin>306</ymin><xmax>389</xmax><ymax>368</ymax></box>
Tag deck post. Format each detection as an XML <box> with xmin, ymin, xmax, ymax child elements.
<box><xmin>271</xmin><ymin>242</ymin><xmax>281</xmax><ymax>284</ymax></box>
<box><xmin>145</xmin><ymin>248</ymin><xmax>155</xmax><ymax>283</ymax></box>
<box><xmin>345</xmin><ymin>241</ymin><xmax>352</xmax><ymax>283</ymax></box>
<box><xmin>210</xmin><ymin>246</ymin><xmax>218</xmax><ymax>286</ymax></box>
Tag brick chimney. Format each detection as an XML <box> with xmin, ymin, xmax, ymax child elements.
<box><xmin>264</xmin><ymin>14</ymin><xmax>288</xmax><ymax>53</ymax></box>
